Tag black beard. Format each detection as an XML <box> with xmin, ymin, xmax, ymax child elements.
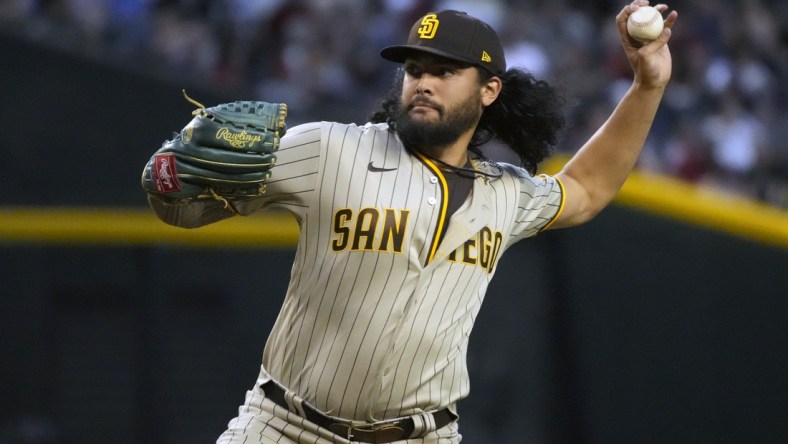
<box><xmin>393</xmin><ymin>93</ymin><xmax>482</xmax><ymax>152</ymax></box>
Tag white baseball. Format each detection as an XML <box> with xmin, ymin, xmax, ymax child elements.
<box><xmin>627</xmin><ymin>6</ymin><xmax>664</xmax><ymax>43</ymax></box>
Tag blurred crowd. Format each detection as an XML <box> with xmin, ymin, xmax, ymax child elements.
<box><xmin>2</xmin><ymin>0</ymin><xmax>787</xmax><ymax>208</ymax></box>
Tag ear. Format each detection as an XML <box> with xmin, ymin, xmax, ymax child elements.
<box><xmin>481</xmin><ymin>76</ymin><xmax>502</xmax><ymax>106</ymax></box>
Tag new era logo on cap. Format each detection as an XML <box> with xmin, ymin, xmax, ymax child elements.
<box><xmin>380</xmin><ymin>10</ymin><xmax>506</xmax><ymax>75</ymax></box>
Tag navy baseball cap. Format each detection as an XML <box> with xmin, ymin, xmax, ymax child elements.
<box><xmin>380</xmin><ymin>10</ymin><xmax>506</xmax><ymax>75</ymax></box>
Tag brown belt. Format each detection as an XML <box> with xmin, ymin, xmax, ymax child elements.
<box><xmin>261</xmin><ymin>381</ymin><xmax>456</xmax><ymax>443</ymax></box>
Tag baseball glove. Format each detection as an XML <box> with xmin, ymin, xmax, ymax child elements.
<box><xmin>142</xmin><ymin>91</ymin><xmax>287</xmax><ymax>214</ymax></box>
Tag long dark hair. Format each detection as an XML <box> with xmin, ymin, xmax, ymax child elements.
<box><xmin>368</xmin><ymin>67</ymin><xmax>565</xmax><ymax>175</ymax></box>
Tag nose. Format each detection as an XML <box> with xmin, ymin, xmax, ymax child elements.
<box><xmin>415</xmin><ymin>74</ymin><xmax>434</xmax><ymax>95</ymax></box>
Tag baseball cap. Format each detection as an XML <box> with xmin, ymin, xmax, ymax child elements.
<box><xmin>380</xmin><ymin>10</ymin><xmax>506</xmax><ymax>75</ymax></box>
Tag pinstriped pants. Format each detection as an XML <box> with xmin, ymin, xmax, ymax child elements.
<box><xmin>216</xmin><ymin>384</ymin><xmax>461</xmax><ymax>444</ymax></box>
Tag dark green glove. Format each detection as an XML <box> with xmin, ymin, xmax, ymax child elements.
<box><xmin>142</xmin><ymin>95</ymin><xmax>287</xmax><ymax>212</ymax></box>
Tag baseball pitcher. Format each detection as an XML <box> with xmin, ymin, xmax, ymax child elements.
<box><xmin>141</xmin><ymin>2</ymin><xmax>677</xmax><ymax>442</ymax></box>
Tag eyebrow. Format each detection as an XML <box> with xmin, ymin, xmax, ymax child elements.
<box><xmin>404</xmin><ymin>57</ymin><xmax>472</xmax><ymax>70</ymax></box>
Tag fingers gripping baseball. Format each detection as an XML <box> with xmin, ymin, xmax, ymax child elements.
<box><xmin>617</xmin><ymin>1</ymin><xmax>678</xmax><ymax>89</ymax></box>
<box><xmin>141</xmin><ymin>92</ymin><xmax>288</xmax><ymax>213</ymax></box>
<box><xmin>619</xmin><ymin>1</ymin><xmax>677</xmax><ymax>46</ymax></box>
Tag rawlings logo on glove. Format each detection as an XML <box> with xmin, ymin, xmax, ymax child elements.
<box><xmin>154</xmin><ymin>154</ymin><xmax>180</xmax><ymax>193</ymax></box>
<box><xmin>215</xmin><ymin>127</ymin><xmax>263</xmax><ymax>149</ymax></box>
<box><xmin>141</xmin><ymin>91</ymin><xmax>287</xmax><ymax>214</ymax></box>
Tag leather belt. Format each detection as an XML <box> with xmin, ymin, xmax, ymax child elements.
<box><xmin>261</xmin><ymin>381</ymin><xmax>455</xmax><ymax>443</ymax></box>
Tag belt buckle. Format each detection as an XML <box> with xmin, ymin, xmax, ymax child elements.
<box><xmin>328</xmin><ymin>421</ymin><xmax>404</xmax><ymax>443</ymax></box>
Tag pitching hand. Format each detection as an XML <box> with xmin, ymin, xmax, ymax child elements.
<box><xmin>617</xmin><ymin>1</ymin><xmax>678</xmax><ymax>90</ymax></box>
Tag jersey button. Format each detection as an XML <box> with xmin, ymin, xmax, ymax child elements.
<box><xmin>430</xmin><ymin>176</ymin><xmax>438</xmax><ymax>184</ymax></box>
<box><xmin>428</xmin><ymin>197</ymin><xmax>436</xmax><ymax>205</ymax></box>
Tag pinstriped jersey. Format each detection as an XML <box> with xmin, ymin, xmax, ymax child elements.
<box><xmin>150</xmin><ymin>121</ymin><xmax>564</xmax><ymax>422</ymax></box>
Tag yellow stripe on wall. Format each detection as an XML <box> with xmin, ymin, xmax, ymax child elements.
<box><xmin>0</xmin><ymin>207</ymin><xmax>299</xmax><ymax>248</ymax></box>
<box><xmin>1</xmin><ymin>161</ymin><xmax>786</xmax><ymax>249</ymax></box>
<box><xmin>541</xmin><ymin>156</ymin><xmax>788</xmax><ymax>249</ymax></box>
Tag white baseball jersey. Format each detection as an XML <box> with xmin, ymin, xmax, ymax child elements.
<box><xmin>149</xmin><ymin>121</ymin><xmax>564</xmax><ymax>423</ymax></box>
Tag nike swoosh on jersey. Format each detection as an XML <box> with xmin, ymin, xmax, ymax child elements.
<box><xmin>367</xmin><ymin>161</ymin><xmax>397</xmax><ymax>172</ymax></box>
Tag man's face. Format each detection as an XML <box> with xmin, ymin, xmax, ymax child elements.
<box><xmin>394</xmin><ymin>54</ymin><xmax>484</xmax><ymax>151</ymax></box>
